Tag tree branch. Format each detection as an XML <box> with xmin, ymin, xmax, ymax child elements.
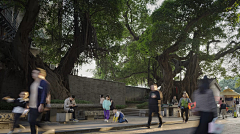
<box><xmin>163</xmin><ymin>0</ymin><xmax>237</xmax><ymax>55</ymax></box>
<box><xmin>123</xmin><ymin>0</ymin><xmax>139</xmax><ymax>41</ymax></box>
<box><xmin>214</xmin><ymin>41</ymin><xmax>240</xmax><ymax>60</ymax></box>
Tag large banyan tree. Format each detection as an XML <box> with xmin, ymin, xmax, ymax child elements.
<box><xmin>0</xmin><ymin>0</ymin><xmax>126</xmax><ymax>99</ymax></box>
<box><xmin>94</xmin><ymin>0</ymin><xmax>240</xmax><ymax>102</ymax></box>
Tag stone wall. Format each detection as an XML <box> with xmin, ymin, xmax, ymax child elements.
<box><xmin>69</xmin><ymin>75</ymin><xmax>126</xmax><ymax>105</ymax></box>
<box><xmin>125</xmin><ymin>86</ymin><xmax>149</xmax><ymax>101</ymax></box>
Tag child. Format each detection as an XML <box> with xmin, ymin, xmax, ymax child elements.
<box><xmin>112</xmin><ymin>109</ymin><xmax>128</xmax><ymax>123</ymax></box>
<box><xmin>2</xmin><ymin>91</ymin><xmax>29</xmax><ymax>134</ymax></box>
<box><xmin>102</xmin><ymin>95</ymin><xmax>111</xmax><ymax>122</ymax></box>
<box><xmin>221</xmin><ymin>100</ymin><xmax>227</xmax><ymax>119</ymax></box>
<box><xmin>100</xmin><ymin>95</ymin><xmax>105</xmax><ymax>105</ymax></box>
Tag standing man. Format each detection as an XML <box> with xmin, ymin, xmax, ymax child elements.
<box><xmin>28</xmin><ymin>68</ymin><xmax>49</xmax><ymax>134</ymax></box>
<box><xmin>64</xmin><ymin>95</ymin><xmax>78</xmax><ymax>122</ymax></box>
<box><xmin>147</xmin><ymin>84</ymin><xmax>163</xmax><ymax>128</ymax></box>
<box><xmin>218</xmin><ymin>98</ymin><xmax>222</xmax><ymax>116</ymax></box>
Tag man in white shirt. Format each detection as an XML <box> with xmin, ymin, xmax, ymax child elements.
<box><xmin>28</xmin><ymin>68</ymin><xmax>49</xmax><ymax>134</ymax></box>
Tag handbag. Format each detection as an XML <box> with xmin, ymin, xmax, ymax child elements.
<box><xmin>208</xmin><ymin>117</ymin><xmax>224</xmax><ymax>133</ymax></box>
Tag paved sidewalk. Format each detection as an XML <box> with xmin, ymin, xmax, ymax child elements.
<box><xmin>0</xmin><ymin>116</ymin><xmax>199</xmax><ymax>134</ymax></box>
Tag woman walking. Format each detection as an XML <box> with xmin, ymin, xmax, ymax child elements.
<box><xmin>178</xmin><ymin>92</ymin><xmax>191</xmax><ymax>123</ymax></box>
<box><xmin>193</xmin><ymin>76</ymin><xmax>217</xmax><ymax>134</ymax></box>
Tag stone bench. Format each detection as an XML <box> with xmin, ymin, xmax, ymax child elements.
<box><xmin>49</xmin><ymin>104</ymin><xmax>105</xmax><ymax>121</ymax></box>
<box><xmin>0</xmin><ymin>113</ymin><xmax>14</xmax><ymax>129</ymax></box>
<box><xmin>78</xmin><ymin>110</ymin><xmax>114</xmax><ymax>120</ymax></box>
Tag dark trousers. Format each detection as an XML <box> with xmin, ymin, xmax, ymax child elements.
<box><xmin>181</xmin><ymin>108</ymin><xmax>189</xmax><ymax>122</ymax></box>
<box><xmin>68</xmin><ymin>106</ymin><xmax>76</xmax><ymax>119</ymax></box>
<box><xmin>12</xmin><ymin>113</ymin><xmax>22</xmax><ymax>131</ymax></box>
<box><xmin>194</xmin><ymin>111</ymin><xmax>214</xmax><ymax>134</ymax></box>
<box><xmin>219</xmin><ymin>108</ymin><xmax>221</xmax><ymax>115</ymax></box>
<box><xmin>147</xmin><ymin>107</ymin><xmax>162</xmax><ymax>126</ymax></box>
<box><xmin>28</xmin><ymin>108</ymin><xmax>42</xmax><ymax>134</ymax></box>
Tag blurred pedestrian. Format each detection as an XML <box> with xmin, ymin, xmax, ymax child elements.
<box><xmin>28</xmin><ymin>68</ymin><xmax>51</xmax><ymax>134</ymax></box>
<box><xmin>146</xmin><ymin>84</ymin><xmax>163</xmax><ymax>128</ymax></box>
<box><xmin>218</xmin><ymin>98</ymin><xmax>222</xmax><ymax>116</ymax></box>
<box><xmin>2</xmin><ymin>91</ymin><xmax>29</xmax><ymax>134</ymax></box>
<box><xmin>193</xmin><ymin>75</ymin><xmax>217</xmax><ymax>134</ymax></box>
<box><xmin>100</xmin><ymin>95</ymin><xmax>105</xmax><ymax>105</ymax></box>
<box><xmin>178</xmin><ymin>92</ymin><xmax>191</xmax><ymax>123</ymax></box>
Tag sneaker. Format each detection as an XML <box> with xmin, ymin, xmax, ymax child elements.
<box><xmin>73</xmin><ymin>119</ymin><xmax>79</xmax><ymax>122</ymax></box>
<box><xmin>185</xmin><ymin>121</ymin><xmax>188</xmax><ymax>123</ymax></box>
<box><xmin>104</xmin><ymin>119</ymin><xmax>107</xmax><ymax>122</ymax></box>
<box><xmin>158</xmin><ymin>124</ymin><xmax>162</xmax><ymax>128</ymax></box>
<box><xmin>146</xmin><ymin>125</ymin><xmax>150</xmax><ymax>129</ymax></box>
<box><xmin>7</xmin><ymin>131</ymin><xmax>13</xmax><ymax>134</ymax></box>
<box><xmin>106</xmin><ymin>120</ymin><xmax>108</xmax><ymax>122</ymax></box>
<box><xmin>125</xmin><ymin>118</ymin><xmax>128</xmax><ymax>123</ymax></box>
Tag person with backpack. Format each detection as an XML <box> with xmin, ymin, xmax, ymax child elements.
<box><xmin>178</xmin><ymin>92</ymin><xmax>191</xmax><ymax>123</ymax></box>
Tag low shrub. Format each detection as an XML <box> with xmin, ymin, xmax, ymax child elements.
<box><xmin>136</xmin><ymin>102</ymin><xmax>148</xmax><ymax>109</ymax></box>
<box><xmin>0</xmin><ymin>101</ymin><xmax>16</xmax><ymax>110</ymax></box>
<box><xmin>126</xmin><ymin>101</ymin><xmax>145</xmax><ymax>104</ymax></box>
<box><xmin>115</xmin><ymin>105</ymin><xmax>127</xmax><ymax>109</ymax></box>
<box><xmin>51</xmin><ymin>99</ymin><xmax>92</xmax><ymax>104</ymax></box>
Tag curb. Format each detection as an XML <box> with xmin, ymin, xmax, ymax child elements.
<box><xmin>54</xmin><ymin>118</ymin><xmax>199</xmax><ymax>134</ymax></box>
<box><xmin>13</xmin><ymin>118</ymin><xmax>199</xmax><ymax>134</ymax></box>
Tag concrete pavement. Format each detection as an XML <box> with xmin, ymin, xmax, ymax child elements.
<box><xmin>0</xmin><ymin>116</ymin><xmax>200</xmax><ymax>134</ymax></box>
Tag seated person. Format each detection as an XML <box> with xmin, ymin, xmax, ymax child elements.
<box><xmin>112</xmin><ymin>109</ymin><xmax>128</xmax><ymax>123</ymax></box>
<box><xmin>64</xmin><ymin>95</ymin><xmax>78</xmax><ymax>122</ymax></box>
<box><xmin>172</xmin><ymin>96</ymin><xmax>178</xmax><ymax>105</ymax></box>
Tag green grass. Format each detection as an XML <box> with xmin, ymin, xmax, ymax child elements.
<box><xmin>115</xmin><ymin>105</ymin><xmax>127</xmax><ymax>109</ymax></box>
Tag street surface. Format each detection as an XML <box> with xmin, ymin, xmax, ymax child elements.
<box><xmin>84</xmin><ymin>117</ymin><xmax>240</xmax><ymax>134</ymax></box>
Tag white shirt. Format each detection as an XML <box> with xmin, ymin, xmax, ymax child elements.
<box><xmin>29</xmin><ymin>81</ymin><xmax>39</xmax><ymax>108</ymax></box>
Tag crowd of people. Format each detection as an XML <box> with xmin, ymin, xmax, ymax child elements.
<box><xmin>2</xmin><ymin>70</ymin><xmax>220</xmax><ymax>134</ymax></box>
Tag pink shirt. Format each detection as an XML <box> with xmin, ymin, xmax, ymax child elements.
<box><xmin>219</xmin><ymin>100</ymin><xmax>222</xmax><ymax>107</ymax></box>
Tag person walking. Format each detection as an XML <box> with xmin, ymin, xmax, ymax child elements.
<box><xmin>221</xmin><ymin>100</ymin><xmax>227</xmax><ymax>119</ymax></box>
<box><xmin>146</xmin><ymin>84</ymin><xmax>163</xmax><ymax>128</ymax></box>
<box><xmin>2</xmin><ymin>91</ymin><xmax>29</xmax><ymax>134</ymax></box>
<box><xmin>218</xmin><ymin>98</ymin><xmax>222</xmax><ymax>116</ymax></box>
<box><xmin>28</xmin><ymin>68</ymin><xmax>50</xmax><ymax>134</ymax></box>
<box><xmin>193</xmin><ymin>75</ymin><xmax>218</xmax><ymax>134</ymax></box>
<box><xmin>102</xmin><ymin>95</ymin><xmax>111</xmax><ymax>122</ymax></box>
<box><xmin>178</xmin><ymin>92</ymin><xmax>191</xmax><ymax>123</ymax></box>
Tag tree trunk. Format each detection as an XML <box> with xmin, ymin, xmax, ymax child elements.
<box><xmin>177</xmin><ymin>55</ymin><xmax>202</xmax><ymax>99</ymax></box>
<box><xmin>158</xmin><ymin>55</ymin><xmax>174</xmax><ymax>103</ymax></box>
<box><xmin>12</xmin><ymin>0</ymin><xmax>40</xmax><ymax>89</ymax></box>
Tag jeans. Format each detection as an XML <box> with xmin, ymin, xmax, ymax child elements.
<box><xmin>181</xmin><ymin>108</ymin><xmax>189</xmax><ymax>122</ymax></box>
<box><xmin>104</xmin><ymin>110</ymin><xmax>110</xmax><ymax>120</ymax></box>
<box><xmin>28</xmin><ymin>108</ymin><xmax>42</xmax><ymax>134</ymax></box>
<box><xmin>68</xmin><ymin>107</ymin><xmax>76</xmax><ymax>119</ymax></box>
<box><xmin>118</xmin><ymin>117</ymin><xmax>126</xmax><ymax>123</ymax></box>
